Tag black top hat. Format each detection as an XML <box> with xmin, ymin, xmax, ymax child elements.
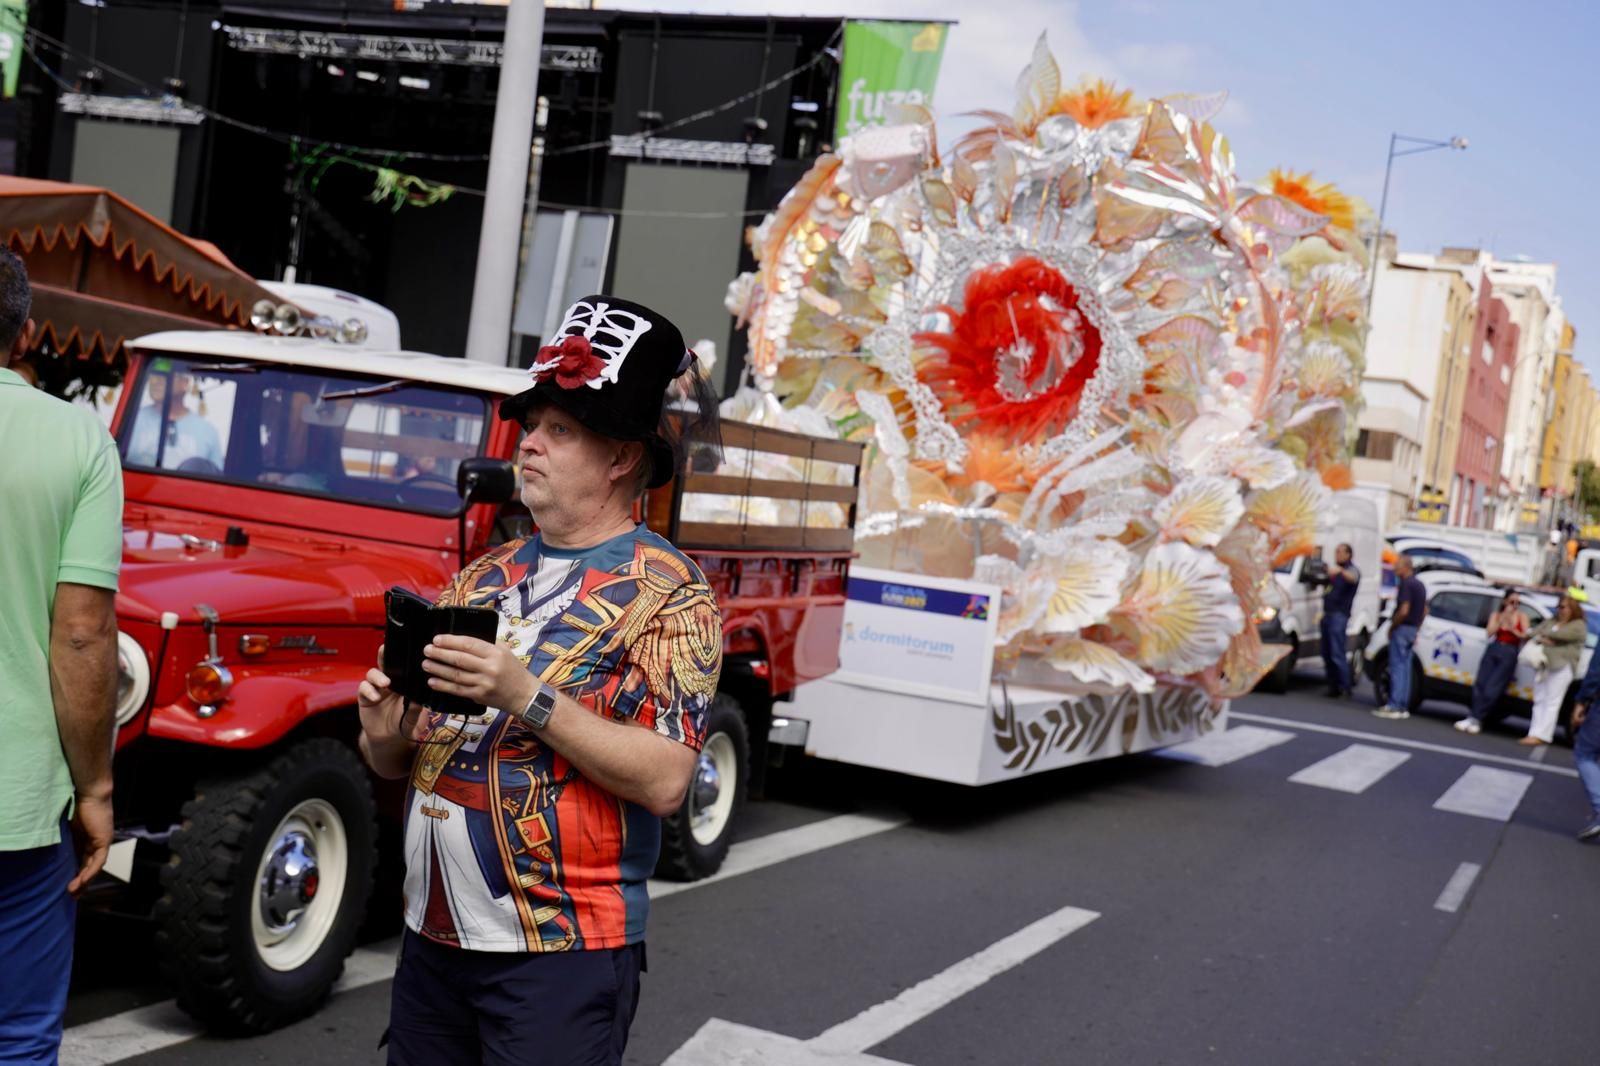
<box><xmin>498</xmin><ymin>295</ymin><xmax>716</xmax><ymax>489</ymax></box>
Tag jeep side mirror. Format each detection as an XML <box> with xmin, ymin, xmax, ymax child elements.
<box><xmin>457</xmin><ymin>458</ymin><xmax>516</xmax><ymax>505</ymax></box>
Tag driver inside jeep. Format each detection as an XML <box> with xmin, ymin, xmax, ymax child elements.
<box><xmin>126</xmin><ymin>366</ymin><xmax>224</xmax><ymax>471</ymax></box>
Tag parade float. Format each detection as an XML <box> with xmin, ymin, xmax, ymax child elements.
<box><xmin>708</xmin><ymin>34</ymin><xmax>1371</xmax><ymax>782</ymax></box>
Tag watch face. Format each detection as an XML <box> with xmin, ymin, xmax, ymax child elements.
<box><xmin>524</xmin><ymin>687</ymin><xmax>556</xmax><ymax>727</ymax></box>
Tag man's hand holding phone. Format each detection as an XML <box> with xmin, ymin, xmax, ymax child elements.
<box><xmin>358</xmin><ymin>645</ymin><xmax>428</xmax><ymax>778</ymax></box>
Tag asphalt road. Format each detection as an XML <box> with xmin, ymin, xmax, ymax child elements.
<box><xmin>60</xmin><ymin>662</ymin><xmax>1600</xmax><ymax>1066</ymax></box>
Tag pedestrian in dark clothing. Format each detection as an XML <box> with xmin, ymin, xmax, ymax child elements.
<box><xmin>1455</xmin><ymin>590</ymin><xmax>1530</xmax><ymax>735</ymax></box>
<box><xmin>1321</xmin><ymin>543</ymin><xmax>1360</xmax><ymax>698</ymax></box>
<box><xmin>1567</xmin><ymin>635</ymin><xmax>1600</xmax><ymax>841</ymax></box>
<box><xmin>1375</xmin><ymin>555</ymin><xmax>1427</xmax><ymax>719</ymax></box>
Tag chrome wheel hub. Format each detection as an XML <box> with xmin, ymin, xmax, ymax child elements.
<box><xmin>689</xmin><ymin>732</ymin><xmax>738</xmax><ymax>847</ymax></box>
<box><xmin>691</xmin><ymin>754</ymin><xmax>723</xmax><ymax>818</ymax></box>
<box><xmin>250</xmin><ymin>798</ymin><xmax>348</xmax><ymax>972</ymax></box>
<box><xmin>259</xmin><ymin>831</ymin><xmax>320</xmax><ymax>934</ymax></box>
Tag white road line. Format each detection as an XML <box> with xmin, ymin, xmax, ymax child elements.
<box><xmin>660</xmin><ymin>904</ymin><xmax>1105</xmax><ymax>1063</ymax></box>
<box><xmin>664</xmin><ymin>1020</ymin><xmax>910</xmax><ymax>1065</ymax></box>
<box><xmin>60</xmin><ymin>1001</ymin><xmax>197</xmax><ymax>1066</ymax></box>
<box><xmin>809</xmin><ymin>904</ymin><xmax>1101</xmax><ymax>1055</ymax></box>
<box><xmin>1288</xmin><ymin>744</ymin><xmax>1412</xmax><ymax>794</ymax></box>
<box><xmin>1433</xmin><ymin>862</ymin><xmax>1483</xmax><ymax>913</ymax></box>
<box><xmin>649</xmin><ymin>812</ymin><xmax>907</xmax><ymax>899</ymax></box>
<box><xmin>59</xmin><ymin>943</ymin><xmax>400</xmax><ymax>1066</ymax></box>
<box><xmin>1153</xmin><ymin>724</ymin><xmax>1296</xmax><ymax>767</ymax></box>
<box><xmin>1230</xmin><ymin>710</ymin><xmax>1579</xmax><ymax>779</ymax></box>
<box><xmin>64</xmin><ymin>812</ymin><xmax>904</xmax><ymax>1066</ymax></box>
<box><xmin>1433</xmin><ymin>765</ymin><xmax>1535</xmax><ymax>822</ymax></box>
<box><xmin>1528</xmin><ymin>743</ymin><xmax>1550</xmax><ymax>763</ymax></box>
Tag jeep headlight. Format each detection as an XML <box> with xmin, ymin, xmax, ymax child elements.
<box><xmin>115</xmin><ymin>631</ymin><xmax>151</xmax><ymax>725</ymax></box>
<box><xmin>1254</xmin><ymin>605</ymin><xmax>1278</xmax><ymax>623</ymax></box>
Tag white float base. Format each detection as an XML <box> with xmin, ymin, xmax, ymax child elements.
<box><xmin>783</xmin><ymin>678</ymin><xmax>1228</xmax><ymax>786</ymax></box>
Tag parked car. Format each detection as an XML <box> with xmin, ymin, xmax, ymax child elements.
<box><xmin>1363</xmin><ymin>575</ymin><xmax>1599</xmax><ymax>735</ymax></box>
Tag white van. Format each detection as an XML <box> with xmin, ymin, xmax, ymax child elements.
<box><xmin>1254</xmin><ymin>492</ymin><xmax>1382</xmax><ymax>691</ymax></box>
<box><xmin>1571</xmin><ymin>547</ymin><xmax>1600</xmax><ymax>603</ymax></box>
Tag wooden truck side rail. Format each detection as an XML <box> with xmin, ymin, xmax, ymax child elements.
<box><xmin>639</xmin><ymin>417</ymin><xmax>865</xmax><ymax>699</ymax></box>
<box><xmin>644</xmin><ymin>418</ymin><xmax>865</xmax><ymax>554</ymax></box>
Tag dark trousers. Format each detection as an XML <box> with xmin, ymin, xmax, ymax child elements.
<box><xmin>385</xmin><ymin>929</ymin><xmax>644</xmax><ymax>1066</ymax></box>
<box><xmin>0</xmin><ymin>819</ymin><xmax>75</xmax><ymax>1065</ymax></box>
<box><xmin>1469</xmin><ymin>642</ymin><xmax>1520</xmax><ymax>725</ymax></box>
<box><xmin>1321</xmin><ymin>611</ymin><xmax>1351</xmax><ymax>692</ymax></box>
<box><xmin>1575</xmin><ymin>710</ymin><xmax>1600</xmax><ymax>816</ymax></box>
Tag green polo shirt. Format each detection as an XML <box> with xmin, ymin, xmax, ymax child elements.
<box><xmin>0</xmin><ymin>366</ymin><xmax>123</xmax><ymax>850</ymax></box>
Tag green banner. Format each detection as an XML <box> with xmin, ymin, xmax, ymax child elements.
<box><xmin>1</xmin><ymin>0</ymin><xmax>26</xmax><ymax>98</ymax></box>
<box><xmin>835</xmin><ymin>20</ymin><xmax>948</xmax><ymax>144</ymax></box>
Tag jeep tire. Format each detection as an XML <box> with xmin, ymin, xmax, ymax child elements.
<box><xmin>153</xmin><ymin>737</ymin><xmax>378</xmax><ymax>1034</ymax></box>
<box><xmin>656</xmin><ymin>693</ymin><xmax>748</xmax><ymax>881</ymax></box>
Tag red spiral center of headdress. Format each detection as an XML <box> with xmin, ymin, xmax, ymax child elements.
<box><xmin>915</xmin><ymin>257</ymin><xmax>1104</xmax><ymax>445</ymax></box>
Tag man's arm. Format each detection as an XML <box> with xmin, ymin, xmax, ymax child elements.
<box><xmin>52</xmin><ymin>431</ymin><xmax>124</xmax><ymax>893</ymax></box>
<box><xmin>1575</xmin><ymin>651</ymin><xmax>1600</xmax><ymax>712</ymax></box>
<box><xmin>1574</xmin><ymin>644</ymin><xmax>1600</xmax><ymax>728</ymax></box>
<box><xmin>421</xmin><ymin>640</ymin><xmax>696</xmax><ymax>814</ymax></box>
<box><xmin>423</xmin><ymin>583</ymin><xmax>718</xmax><ymax>818</ymax></box>
<box><xmin>527</xmin><ymin>696</ymin><xmax>696</xmax><ymax>816</ymax></box>
<box><xmin>49</xmin><ymin>583</ymin><xmax>118</xmax><ymax>892</ymax></box>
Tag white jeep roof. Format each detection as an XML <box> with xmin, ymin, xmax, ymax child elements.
<box><xmin>130</xmin><ymin>330</ymin><xmax>532</xmax><ymax>398</ymax></box>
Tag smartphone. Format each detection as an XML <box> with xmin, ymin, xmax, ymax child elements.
<box><xmin>384</xmin><ymin>586</ymin><xmax>501</xmax><ymax>718</ymax></box>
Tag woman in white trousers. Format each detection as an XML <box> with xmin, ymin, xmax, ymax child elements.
<box><xmin>1529</xmin><ymin>665</ymin><xmax>1575</xmax><ymax>744</ymax></box>
<box><xmin>1524</xmin><ymin>596</ymin><xmax>1588</xmax><ymax>745</ymax></box>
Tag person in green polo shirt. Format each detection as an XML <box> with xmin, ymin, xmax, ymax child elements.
<box><xmin>0</xmin><ymin>248</ymin><xmax>122</xmax><ymax>1061</ymax></box>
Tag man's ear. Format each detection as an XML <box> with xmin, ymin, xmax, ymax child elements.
<box><xmin>610</xmin><ymin>440</ymin><xmax>645</xmax><ymax>484</ymax></box>
<box><xmin>10</xmin><ymin>317</ymin><xmax>33</xmax><ymax>360</ymax></box>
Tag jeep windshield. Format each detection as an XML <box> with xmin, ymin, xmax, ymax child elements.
<box><xmin>119</xmin><ymin>354</ymin><xmax>490</xmax><ymax>516</ymax></box>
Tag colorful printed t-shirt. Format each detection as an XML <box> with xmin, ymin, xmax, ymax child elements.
<box><xmin>402</xmin><ymin>526</ymin><xmax>721</xmax><ymax>952</ymax></box>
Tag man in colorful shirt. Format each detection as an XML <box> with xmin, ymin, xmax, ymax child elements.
<box><xmin>358</xmin><ymin>296</ymin><xmax>721</xmax><ymax>1065</ymax></box>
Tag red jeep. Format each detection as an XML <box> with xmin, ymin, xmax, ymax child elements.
<box><xmin>99</xmin><ymin>325</ymin><xmax>859</xmax><ymax>1032</ymax></box>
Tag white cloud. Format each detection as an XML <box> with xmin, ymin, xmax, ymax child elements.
<box><xmin>1217</xmin><ymin>94</ymin><xmax>1251</xmax><ymax>130</ymax></box>
<box><xmin>1112</xmin><ymin>41</ymin><xmax>1204</xmax><ymax>83</ymax></box>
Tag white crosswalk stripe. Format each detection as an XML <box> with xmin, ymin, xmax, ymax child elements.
<box><xmin>1288</xmin><ymin>744</ymin><xmax>1411</xmax><ymax>794</ymax></box>
<box><xmin>1154</xmin><ymin>724</ymin><xmax>1296</xmax><ymax>767</ymax></box>
<box><xmin>1433</xmin><ymin>765</ymin><xmax>1535</xmax><ymax>822</ymax></box>
<box><xmin>1161</xmin><ymin>724</ymin><xmax>1541</xmax><ymax>825</ymax></box>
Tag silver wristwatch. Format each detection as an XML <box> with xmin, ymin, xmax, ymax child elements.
<box><xmin>518</xmin><ymin>681</ymin><xmax>559</xmax><ymax>730</ymax></box>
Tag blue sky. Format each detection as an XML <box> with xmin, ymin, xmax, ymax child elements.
<box><xmin>610</xmin><ymin>0</ymin><xmax>1598</xmax><ymax>375</ymax></box>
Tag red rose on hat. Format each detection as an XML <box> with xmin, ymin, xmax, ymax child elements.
<box><xmin>535</xmin><ymin>334</ymin><xmax>607</xmax><ymax>389</ymax></box>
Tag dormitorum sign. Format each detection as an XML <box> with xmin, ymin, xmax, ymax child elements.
<box><xmin>835</xmin><ymin>20</ymin><xmax>948</xmax><ymax>143</ymax></box>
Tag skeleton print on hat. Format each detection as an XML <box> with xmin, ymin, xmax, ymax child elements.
<box><xmin>531</xmin><ymin>299</ymin><xmax>655</xmax><ymax>390</ymax></box>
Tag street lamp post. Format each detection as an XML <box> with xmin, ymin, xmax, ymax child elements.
<box><xmin>1363</xmin><ymin>133</ymin><xmax>1469</xmax><ymax>316</ymax></box>
<box><xmin>466</xmin><ymin>0</ymin><xmax>546</xmax><ymax>365</ymax></box>
<box><xmin>1363</xmin><ymin>131</ymin><xmax>1468</xmax><ymax>524</ymax></box>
